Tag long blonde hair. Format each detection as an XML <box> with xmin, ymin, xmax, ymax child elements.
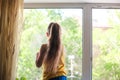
<box><xmin>44</xmin><ymin>22</ymin><xmax>62</xmax><ymax>74</ymax></box>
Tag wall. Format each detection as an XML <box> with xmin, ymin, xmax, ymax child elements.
<box><xmin>24</xmin><ymin>0</ymin><xmax>120</xmax><ymax>3</ymax></box>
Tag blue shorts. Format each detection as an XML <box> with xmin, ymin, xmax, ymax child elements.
<box><xmin>49</xmin><ymin>76</ymin><xmax>67</xmax><ymax>80</ymax></box>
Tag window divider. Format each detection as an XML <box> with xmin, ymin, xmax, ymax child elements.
<box><xmin>82</xmin><ymin>5</ymin><xmax>92</xmax><ymax>80</ymax></box>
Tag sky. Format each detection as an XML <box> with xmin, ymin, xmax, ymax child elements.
<box><xmin>62</xmin><ymin>9</ymin><xmax>120</xmax><ymax>27</ymax></box>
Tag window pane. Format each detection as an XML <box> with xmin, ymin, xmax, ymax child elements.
<box><xmin>92</xmin><ymin>9</ymin><xmax>120</xmax><ymax>80</ymax></box>
<box><xmin>17</xmin><ymin>9</ymin><xmax>82</xmax><ymax>80</ymax></box>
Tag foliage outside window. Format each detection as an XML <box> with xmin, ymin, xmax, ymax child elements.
<box><xmin>17</xmin><ymin>9</ymin><xmax>82</xmax><ymax>80</ymax></box>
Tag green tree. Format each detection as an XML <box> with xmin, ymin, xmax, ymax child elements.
<box><xmin>93</xmin><ymin>10</ymin><xmax>120</xmax><ymax>80</ymax></box>
<box><xmin>46</xmin><ymin>9</ymin><xmax>63</xmax><ymax>22</ymax></box>
<box><xmin>17</xmin><ymin>9</ymin><xmax>82</xmax><ymax>80</ymax></box>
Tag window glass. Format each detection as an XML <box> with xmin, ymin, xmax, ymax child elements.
<box><xmin>92</xmin><ymin>9</ymin><xmax>120</xmax><ymax>80</ymax></box>
<box><xmin>17</xmin><ymin>9</ymin><xmax>82</xmax><ymax>80</ymax></box>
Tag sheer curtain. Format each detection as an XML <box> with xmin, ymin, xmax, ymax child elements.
<box><xmin>0</xmin><ymin>0</ymin><xmax>23</xmax><ymax>80</ymax></box>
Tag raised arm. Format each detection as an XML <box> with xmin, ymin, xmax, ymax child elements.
<box><xmin>36</xmin><ymin>44</ymin><xmax>47</xmax><ymax>68</ymax></box>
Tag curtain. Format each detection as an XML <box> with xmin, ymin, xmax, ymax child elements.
<box><xmin>0</xmin><ymin>0</ymin><xmax>23</xmax><ymax>80</ymax></box>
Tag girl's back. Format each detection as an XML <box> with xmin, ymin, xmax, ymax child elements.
<box><xmin>41</xmin><ymin>44</ymin><xmax>66</xmax><ymax>80</ymax></box>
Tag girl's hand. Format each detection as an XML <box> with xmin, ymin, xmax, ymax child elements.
<box><xmin>35</xmin><ymin>44</ymin><xmax>47</xmax><ymax>68</ymax></box>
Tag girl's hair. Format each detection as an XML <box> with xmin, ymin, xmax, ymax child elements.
<box><xmin>44</xmin><ymin>22</ymin><xmax>62</xmax><ymax>74</ymax></box>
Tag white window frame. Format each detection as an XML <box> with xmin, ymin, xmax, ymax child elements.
<box><xmin>24</xmin><ymin>3</ymin><xmax>120</xmax><ymax>80</ymax></box>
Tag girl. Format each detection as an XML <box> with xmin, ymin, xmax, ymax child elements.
<box><xmin>36</xmin><ymin>22</ymin><xmax>67</xmax><ymax>80</ymax></box>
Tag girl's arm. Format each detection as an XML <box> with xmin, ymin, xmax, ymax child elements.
<box><xmin>36</xmin><ymin>44</ymin><xmax>47</xmax><ymax>68</ymax></box>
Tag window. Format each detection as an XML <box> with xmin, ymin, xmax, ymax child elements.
<box><xmin>17</xmin><ymin>9</ymin><xmax>82</xmax><ymax>80</ymax></box>
<box><xmin>92</xmin><ymin>9</ymin><xmax>120</xmax><ymax>80</ymax></box>
<box><xmin>16</xmin><ymin>3</ymin><xmax>120</xmax><ymax>80</ymax></box>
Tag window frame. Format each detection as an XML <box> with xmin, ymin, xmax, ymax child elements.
<box><xmin>24</xmin><ymin>3</ymin><xmax>120</xmax><ymax>80</ymax></box>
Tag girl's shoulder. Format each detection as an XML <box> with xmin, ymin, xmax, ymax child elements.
<box><xmin>41</xmin><ymin>44</ymin><xmax>47</xmax><ymax>47</ymax></box>
<box><xmin>40</xmin><ymin>44</ymin><xmax>48</xmax><ymax>51</ymax></box>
